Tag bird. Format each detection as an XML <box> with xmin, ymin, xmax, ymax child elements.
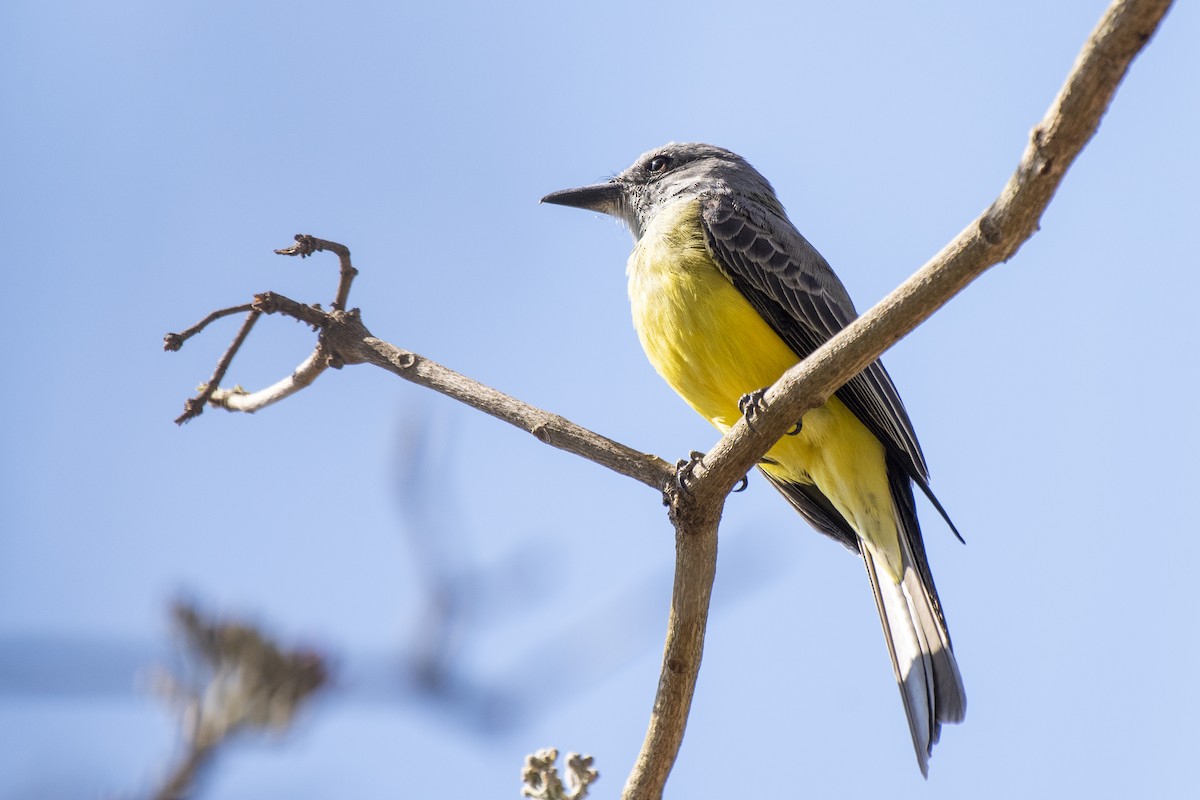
<box><xmin>542</xmin><ymin>142</ymin><xmax>965</xmax><ymax>775</ymax></box>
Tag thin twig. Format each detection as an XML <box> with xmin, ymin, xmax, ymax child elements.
<box><xmin>274</xmin><ymin>234</ymin><xmax>357</xmax><ymax>311</ymax></box>
<box><xmin>175</xmin><ymin>309</ymin><xmax>261</xmax><ymax>425</ymax></box>
<box><xmin>198</xmin><ymin>293</ymin><xmax>338</xmax><ymax>416</ymax></box>
<box><xmin>163</xmin><ymin>304</ymin><xmax>256</xmax><ymax>351</ymax></box>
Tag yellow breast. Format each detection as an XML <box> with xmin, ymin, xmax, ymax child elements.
<box><xmin>626</xmin><ymin>199</ymin><xmax>801</xmax><ymax>431</ymax></box>
<box><xmin>626</xmin><ymin>198</ymin><xmax>901</xmax><ymax>574</ymax></box>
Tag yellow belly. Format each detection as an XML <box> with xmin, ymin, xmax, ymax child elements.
<box><xmin>627</xmin><ymin>199</ymin><xmax>902</xmax><ymax>577</ymax></box>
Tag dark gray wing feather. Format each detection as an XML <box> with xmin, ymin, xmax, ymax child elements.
<box><xmin>699</xmin><ymin>193</ymin><xmax>930</xmax><ymax>484</ymax></box>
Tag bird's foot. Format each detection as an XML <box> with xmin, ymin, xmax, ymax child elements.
<box><xmin>737</xmin><ymin>388</ymin><xmax>769</xmax><ymax>432</ymax></box>
<box><xmin>738</xmin><ymin>387</ymin><xmax>803</xmax><ymax>435</ymax></box>
<box><xmin>675</xmin><ymin>451</ymin><xmax>749</xmax><ymax>495</ymax></box>
<box><xmin>675</xmin><ymin>450</ymin><xmax>707</xmax><ymax>496</ymax></box>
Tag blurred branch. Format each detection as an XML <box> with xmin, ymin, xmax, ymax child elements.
<box><xmin>391</xmin><ymin>413</ymin><xmax>474</xmax><ymax>695</ymax></box>
<box><xmin>163</xmin><ymin>1</ymin><xmax>1171</xmax><ymax>798</ymax></box>
<box><xmin>388</xmin><ymin>409</ymin><xmax>688</xmax><ymax>730</ymax></box>
<box><xmin>149</xmin><ymin>602</ymin><xmax>328</xmax><ymax>800</ymax></box>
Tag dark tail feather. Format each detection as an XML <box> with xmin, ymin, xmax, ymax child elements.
<box><xmin>862</xmin><ymin>461</ymin><xmax>966</xmax><ymax>776</ymax></box>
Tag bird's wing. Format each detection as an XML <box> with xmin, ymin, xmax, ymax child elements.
<box><xmin>699</xmin><ymin>192</ymin><xmax>930</xmax><ymax>483</ymax></box>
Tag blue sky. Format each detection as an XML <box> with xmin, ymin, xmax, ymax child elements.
<box><xmin>2</xmin><ymin>1</ymin><xmax>1197</xmax><ymax>797</ymax></box>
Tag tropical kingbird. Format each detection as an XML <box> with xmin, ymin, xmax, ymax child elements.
<box><xmin>542</xmin><ymin>143</ymin><xmax>965</xmax><ymax>775</ymax></box>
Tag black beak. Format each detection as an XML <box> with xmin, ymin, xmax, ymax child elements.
<box><xmin>540</xmin><ymin>180</ymin><xmax>623</xmax><ymax>216</ymax></box>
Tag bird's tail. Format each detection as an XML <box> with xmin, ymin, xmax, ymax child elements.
<box><xmin>861</xmin><ymin>496</ymin><xmax>966</xmax><ymax>776</ymax></box>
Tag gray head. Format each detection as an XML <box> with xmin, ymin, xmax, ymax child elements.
<box><xmin>542</xmin><ymin>143</ymin><xmax>781</xmax><ymax>239</ymax></box>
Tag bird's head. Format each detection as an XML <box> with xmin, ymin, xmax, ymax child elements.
<box><xmin>542</xmin><ymin>142</ymin><xmax>778</xmax><ymax>240</ymax></box>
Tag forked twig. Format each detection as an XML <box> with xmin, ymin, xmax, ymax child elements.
<box><xmin>165</xmin><ymin>239</ymin><xmax>672</xmax><ymax>487</ymax></box>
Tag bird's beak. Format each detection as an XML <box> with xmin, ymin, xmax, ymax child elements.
<box><xmin>541</xmin><ymin>180</ymin><xmax>623</xmax><ymax>216</ymax></box>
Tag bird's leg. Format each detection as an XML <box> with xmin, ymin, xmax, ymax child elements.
<box><xmin>738</xmin><ymin>387</ymin><xmax>803</xmax><ymax>435</ymax></box>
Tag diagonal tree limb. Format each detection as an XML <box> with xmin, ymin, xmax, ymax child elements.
<box><xmin>685</xmin><ymin>0</ymin><xmax>1176</xmax><ymax>503</ymax></box>
<box><xmin>316</xmin><ymin>309</ymin><xmax>676</xmax><ymax>491</ymax></box>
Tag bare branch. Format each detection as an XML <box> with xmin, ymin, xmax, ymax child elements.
<box><xmin>167</xmin><ymin>271</ymin><xmax>674</xmax><ymax>489</ymax></box>
<box><xmin>620</xmin><ymin>479</ymin><xmax>720</xmax><ymax>800</ymax></box>
<box><xmin>204</xmin><ymin>347</ymin><xmax>330</xmax><ymax>416</ymax></box>
<box><xmin>168</xmin><ymin>236</ymin><xmax>356</xmax><ymax>424</ymax></box>
<box><xmin>319</xmin><ymin>310</ymin><xmax>675</xmax><ymax>491</ymax></box>
<box><xmin>173</xmin><ymin>308</ymin><xmax>262</xmax><ymax>425</ymax></box>
<box><xmin>163</xmin><ymin>303</ymin><xmax>256</xmax><ymax>352</ymax></box>
<box><xmin>274</xmin><ymin>234</ymin><xmax>358</xmax><ymax>311</ymax></box>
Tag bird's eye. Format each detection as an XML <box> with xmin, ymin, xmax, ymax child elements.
<box><xmin>648</xmin><ymin>155</ymin><xmax>672</xmax><ymax>174</ymax></box>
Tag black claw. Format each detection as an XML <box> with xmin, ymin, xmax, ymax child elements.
<box><xmin>732</xmin><ymin>475</ymin><xmax>749</xmax><ymax>493</ymax></box>
<box><xmin>785</xmin><ymin>419</ymin><xmax>803</xmax><ymax>436</ymax></box>
<box><xmin>675</xmin><ymin>450</ymin><xmax>707</xmax><ymax>496</ymax></box>
<box><xmin>738</xmin><ymin>388</ymin><xmax>769</xmax><ymax>432</ymax></box>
